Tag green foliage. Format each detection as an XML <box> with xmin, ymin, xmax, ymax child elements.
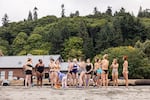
<box><xmin>96</xmin><ymin>46</ymin><xmax>150</xmax><ymax>79</ymax></box>
<box><xmin>33</xmin><ymin>7</ymin><xmax>38</xmax><ymax>20</ymax></box>
<box><xmin>61</xmin><ymin>4</ymin><xmax>65</xmax><ymax>17</ymax></box>
<box><xmin>29</xmin><ymin>49</ymin><xmax>48</xmax><ymax>55</ymax></box>
<box><xmin>2</xmin><ymin>13</ymin><xmax>9</xmax><ymax>26</ymax></box>
<box><xmin>135</xmin><ymin>40</ymin><xmax>150</xmax><ymax>59</ymax></box>
<box><xmin>27</xmin><ymin>11</ymin><xmax>33</xmax><ymax>21</ymax></box>
<box><xmin>0</xmin><ymin>7</ymin><xmax>149</xmax><ymax>61</ymax></box>
<box><xmin>0</xmin><ymin>46</ymin><xmax>8</xmax><ymax>55</ymax></box>
<box><xmin>62</xmin><ymin>37</ymin><xmax>84</xmax><ymax>60</ymax></box>
<box><xmin>12</xmin><ymin>32</ymin><xmax>28</xmax><ymax>55</ymax></box>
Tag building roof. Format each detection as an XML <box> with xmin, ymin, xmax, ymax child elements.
<box><xmin>0</xmin><ymin>55</ymin><xmax>68</xmax><ymax>71</ymax></box>
<box><xmin>60</xmin><ymin>62</ymin><xmax>68</xmax><ymax>71</ymax></box>
<box><xmin>0</xmin><ymin>55</ymin><xmax>61</xmax><ymax>68</ymax></box>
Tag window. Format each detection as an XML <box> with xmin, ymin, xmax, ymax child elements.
<box><xmin>8</xmin><ymin>71</ymin><xmax>13</xmax><ymax>80</ymax></box>
<box><xmin>0</xmin><ymin>71</ymin><xmax>5</xmax><ymax>80</ymax></box>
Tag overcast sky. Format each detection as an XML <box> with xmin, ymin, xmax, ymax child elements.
<box><xmin>0</xmin><ymin>0</ymin><xmax>150</xmax><ymax>25</ymax></box>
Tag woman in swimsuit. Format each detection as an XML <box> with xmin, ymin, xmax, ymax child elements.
<box><xmin>122</xmin><ymin>56</ymin><xmax>128</xmax><ymax>87</ymax></box>
<box><xmin>23</xmin><ymin>58</ymin><xmax>33</xmax><ymax>88</ymax></box>
<box><xmin>93</xmin><ymin>58</ymin><xmax>99</xmax><ymax>87</ymax></box>
<box><xmin>72</xmin><ymin>58</ymin><xmax>79</xmax><ymax>87</ymax></box>
<box><xmin>85</xmin><ymin>58</ymin><xmax>93</xmax><ymax>87</ymax></box>
<box><xmin>110</xmin><ymin>59</ymin><xmax>119</xmax><ymax>87</ymax></box>
<box><xmin>78</xmin><ymin>58</ymin><xmax>86</xmax><ymax>87</ymax></box>
<box><xmin>49</xmin><ymin>58</ymin><xmax>55</xmax><ymax>87</ymax></box>
<box><xmin>67</xmin><ymin>59</ymin><xmax>73</xmax><ymax>87</ymax></box>
<box><xmin>96</xmin><ymin>59</ymin><xmax>103</xmax><ymax>87</ymax></box>
<box><xmin>35</xmin><ymin>59</ymin><xmax>45</xmax><ymax>87</ymax></box>
<box><xmin>53</xmin><ymin>59</ymin><xmax>61</xmax><ymax>89</ymax></box>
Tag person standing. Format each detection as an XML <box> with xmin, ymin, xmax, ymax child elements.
<box><xmin>53</xmin><ymin>59</ymin><xmax>61</xmax><ymax>89</ymax></box>
<box><xmin>110</xmin><ymin>59</ymin><xmax>119</xmax><ymax>87</ymax></box>
<box><xmin>72</xmin><ymin>58</ymin><xmax>79</xmax><ymax>87</ymax></box>
<box><xmin>78</xmin><ymin>58</ymin><xmax>86</xmax><ymax>88</ymax></box>
<box><xmin>122</xmin><ymin>56</ymin><xmax>129</xmax><ymax>87</ymax></box>
<box><xmin>101</xmin><ymin>54</ymin><xmax>109</xmax><ymax>87</ymax></box>
<box><xmin>96</xmin><ymin>59</ymin><xmax>103</xmax><ymax>87</ymax></box>
<box><xmin>23</xmin><ymin>58</ymin><xmax>33</xmax><ymax>88</ymax></box>
<box><xmin>67</xmin><ymin>59</ymin><xmax>73</xmax><ymax>87</ymax></box>
<box><xmin>35</xmin><ymin>59</ymin><xmax>45</xmax><ymax>87</ymax></box>
<box><xmin>49</xmin><ymin>58</ymin><xmax>56</xmax><ymax>87</ymax></box>
<box><xmin>85</xmin><ymin>58</ymin><xmax>93</xmax><ymax>87</ymax></box>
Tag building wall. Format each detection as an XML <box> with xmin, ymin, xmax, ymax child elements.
<box><xmin>0</xmin><ymin>68</ymin><xmax>50</xmax><ymax>80</ymax></box>
<box><xmin>0</xmin><ymin>68</ymin><xmax>24</xmax><ymax>80</ymax></box>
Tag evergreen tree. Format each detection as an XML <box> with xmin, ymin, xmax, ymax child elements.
<box><xmin>106</xmin><ymin>6</ymin><xmax>112</xmax><ymax>16</ymax></box>
<box><xmin>27</xmin><ymin>11</ymin><xmax>33</xmax><ymax>21</ymax></box>
<box><xmin>93</xmin><ymin>7</ymin><xmax>99</xmax><ymax>15</ymax></box>
<box><xmin>138</xmin><ymin>6</ymin><xmax>143</xmax><ymax>17</ymax></box>
<box><xmin>61</xmin><ymin>4</ymin><xmax>65</xmax><ymax>17</ymax></box>
<box><xmin>33</xmin><ymin>7</ymin><xmax>38</xmax><ymax>20</ymax></box>
<box><xmin>70</xmin><ymin>11</ymin><xmax>79</xmax><ymax>18</ymax></box>
<box><xmin>78</xmin><ymin>20</ymin><xmax>94</xmax><ymax>58</ymax></box>
<box><xmin>75</xmin><ymin>10</ymin><xmax>79</xmax><ymax>16</ymax></box>
<box><xmin>2</xmin><ymin>13</ymin><xmax>9</xmax><ymax>26</ymax></box>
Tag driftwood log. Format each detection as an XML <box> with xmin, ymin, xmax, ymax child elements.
<box><xmin>109</xmin><ymin>79</ymin><xmax>150</xmax><ymax>86</ymax></box>
<box><xmin>6</xmin><ymin>79</ymin><xmax>150</xmax><ymax>86</ymax></box>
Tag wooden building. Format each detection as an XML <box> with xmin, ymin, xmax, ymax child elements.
<box><xmin>0</xmin><ymin>55</ymin><xmax>68</xmax><ymax>80</ymax></box>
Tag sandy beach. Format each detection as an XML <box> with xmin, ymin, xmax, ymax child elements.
<box><xmin>0</xmin><ymin>86</ymin><xmax>150</xmax><ymax>100</ymax></box>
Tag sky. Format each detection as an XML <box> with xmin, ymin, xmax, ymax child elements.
<box><xmin>0</xmin><ymin>0</ymin><xmax>150</xmax><ymax>25</ymax></box>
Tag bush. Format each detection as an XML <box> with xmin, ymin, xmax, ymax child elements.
<box><xmin>95</xmin><ymin>46</ymin><xmax>150</xmax><ymax>79</ymax></box>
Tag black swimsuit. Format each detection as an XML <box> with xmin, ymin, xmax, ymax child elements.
<box><xmin>86</xmin><ymin>64</ymin><xmax>92</xmax><ymax>74</ymax></box>
<box><xmin>25</xmin><ymin>64</ymin><xmax>32</xmax><ymax>75</ymax></box>
<box><xmin>37</xmin><ymin>66</ymin><xmax>44</xmax><ymax>73</ymax></box>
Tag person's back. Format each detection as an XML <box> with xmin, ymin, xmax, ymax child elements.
<box><xmin>79</xmin><ymin>61</ymin><xmax>86</xmax><ymax>72</ymax></box>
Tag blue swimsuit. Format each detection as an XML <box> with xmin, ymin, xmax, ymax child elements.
<box><xmin>72</xmin><ymin>64</ymin><xmax>78</xmax><ymax>74</ymax></box>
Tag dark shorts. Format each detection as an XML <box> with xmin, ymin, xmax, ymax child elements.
<box><xmin>93</xmin><ymin>71</ymin><xmax>97</xmax><ymax>76</ymax></box>
<box><xmin>72</xmin><ymin>69</ymin><xmax>78</xmax><ymax>74</ymax></box>
<box><xmin>68</xmin><ymin>71</ymin><xmax>72</xmax><ymax>74</ymax></box>
<box><xmin>37</xmin><ymin>69</ymin><xmax>44</xmax><ymax>73</ymax></box>
<box><xmin>86</xmin><ymin>71</ymin><xmax>92</xmax><ymax>75</ymax></box>
<box><xmin>103</xmin><ymin>70</ymin><xmax>108</xmax><ymax>74</ymax></box>
<box><xmin>25</xmin><ymin>70</ymin><xmax>32</xmax><ymax>75</ymax></box>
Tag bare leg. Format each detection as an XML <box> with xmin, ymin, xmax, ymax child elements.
<box><xmin>112</xmin><ymin>74</ymin><xmax>115</xmax><ymax>86</ymax></box>
<box><xmin>115</xmin><ymin>74</ymin><xmax>118</xmax><ymax>86</ymax></box>
<box><xmin>50</xmin><ymin>72</ymin><xmax>54</xmax><ymax>87</ymax></box>
<box><xmin>40</xmin><ymin>73</ymin><xmax>43</xmax><ymax>87</ymax></box>
<box><xmin>86</xmin><ymin>74</ymin><xmax>91</xmax><ymax>87</ymax></box>
<box><xmin>28</xmin><ymin>75</ymin><xmax>31</xmax><ymax>87</ymax></box>
<box><xmin>79</xmin><ymin>72</ymin><xmax>84</xmax><ymax>87</ymax></box>
<box><xmin>25</xmin><ymin>75</ymin><xmax>28</xmax><ymax>87</ymax></box>
<box><xmin>83</xmin><ymin>74</ymin><xmax>86</xmax><ymax>87</ymax></box>
<box><xmin>93</xmin><ymin>74</ymin><xmax>97</xmax><ymax>86</ymax></box>
<box><xmin>36</xmin><ymin>72</ymin><xmax>40</xmax><ymax>87</ymax></box>
<box><xmin>102</xmin><ymin>73</ymin><xmax>106</xmax><ymax>87</ymax></box>
<box><xmin>75</xmin><ymin>73</ymin><xmax>78</xmax><ymax>86</ymax></box>
<box><xmin>106</xmin><ymin>73</ymin><xmax>108</xmax><ymax>87</ymax></box>
<box><xmin>72</xmin><ymin>73</ymin><xmax>75</xmax><ymax>86</ymax></box>
<box><xmin>96</xmin><ymin>74</ymin><xmax>100</xmax><ymax>87</ymax></box>
<box><xmin>126</xmin><ymin>73</ymin><xmax>128</xmax><ymax>87</ymax></box>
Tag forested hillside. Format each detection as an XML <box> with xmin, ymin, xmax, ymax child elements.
<box><xmin>0</xmin><ymin>7</ymin><xmax>150</xmax><ymax>78</ymax></box>
<box><xmin>0</xmin><ymin>7</ymin><xmax>149</xmax><ymax>57</ymax></box>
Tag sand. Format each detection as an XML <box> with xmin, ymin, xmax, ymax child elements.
<box><xmin>0</xmin><ymin>86</ymin><xmax>150</xmax><ymax>100</ymax></box>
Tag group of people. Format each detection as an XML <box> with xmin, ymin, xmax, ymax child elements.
<box><xmin>23</xmin><ymin>54</ymin><xmax>129</xmax><ymax>89</ymax></box>
<box><xmin>23</xmin><ymin>58</ymin><xmax>45</xmax><ymax>88</ymax></box>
